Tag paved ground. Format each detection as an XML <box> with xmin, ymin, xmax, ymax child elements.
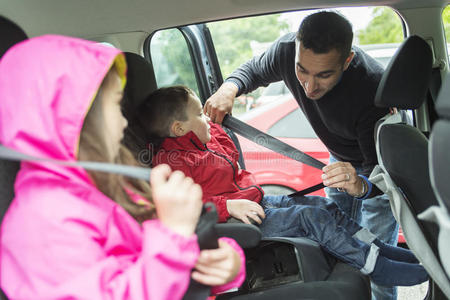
<box><xmin>398</xmin><ymin>281</ymin><xmax>429</xmax><ymax>300</ymax></box>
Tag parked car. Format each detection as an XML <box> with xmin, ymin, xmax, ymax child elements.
<box><xmin>252</xmin><ymin>80</ymin><xmax>292</xmax><ymax>108</ymax></box>
<box><xmin>237</xmin><ymin>96</ymin><xmax>328</xmax><ymax>196</ymax></box>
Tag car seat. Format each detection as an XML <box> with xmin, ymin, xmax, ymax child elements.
<box><xmin>123</xmin><ymin>51</ymin><xmax>371</xmax><ymax>300</ymax></box>
<box><xmin>369</xmin><ymin>35</ymin><xmax>450</xmax><ymax>298</ymax></box>
<box><xmin>420</xmin><ymin>73</ymin><xmax>450</xmax><ymax>281</ymax></box>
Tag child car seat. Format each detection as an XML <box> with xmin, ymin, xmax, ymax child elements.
<box><xmin>369</xmin><ymin>35</ymin><xmax>450</xmax><ymax>298</ymax></box>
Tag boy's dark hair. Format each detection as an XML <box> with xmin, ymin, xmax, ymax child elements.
<box><xmin>137</xmin><ymin>85</ymin><xmax>193</xmax><ymax>139</ymax></box>
<box><xmin>124</xmin><ymin>85</ymin><xmax>194</xmax><ymax>164</ymax></box>
<box><xmin>296</xmin><ymin>11</ymin><xmax>353</xmax><ymax>62</ymax></box>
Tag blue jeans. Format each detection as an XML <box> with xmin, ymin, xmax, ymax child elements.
<box><xmin>325</xmin><ymin>155</ymin><xmax>399</xmax><ymax>300</ymax></box>
<box><xmin>259</xmin><ymin>194</ymin><xmax>379</xmax><ymax>273</ymax></box>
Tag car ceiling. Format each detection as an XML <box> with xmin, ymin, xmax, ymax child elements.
<box><xmin>0</xmin><ymin>0</ymin><xmax>447</xmax><ymax>39</ymax></box>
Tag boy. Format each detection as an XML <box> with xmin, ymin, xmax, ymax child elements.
<box><xmin>130</xmin><ymin>85</ymin><xmax>428</xmax><ymax>287</ymax></box>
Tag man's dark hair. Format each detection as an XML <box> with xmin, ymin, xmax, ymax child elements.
<box><xmin>296</xmin><ymin>11</ymin><xmax>353</xmax><ymax>62</ymax></box>
<box><xmin>123</xmin><ymin>85</ymin><xmax>194</xmax><ymax>165</ymax></box>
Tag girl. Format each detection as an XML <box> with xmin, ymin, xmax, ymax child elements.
<box><xmin>0</xmin><ymin>35</ymin><xmax>244</xmax><ymax>299</ymax></box>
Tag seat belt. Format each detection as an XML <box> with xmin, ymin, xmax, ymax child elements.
<box><xmin>222</xmin><ymin>115</ymin><xmax>325</xmax><ymax>196</ymax></box>
<box><xmin>0</xmin><ymin>145</ymin><xmax>151</xmax><ymax>180</ymax></box>
<box><xmin>0</xmin><ymin>144</ymin><xmax>217</xmax><ymax>299</ymax></box>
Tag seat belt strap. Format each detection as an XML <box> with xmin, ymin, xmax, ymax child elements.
<box><xmin>288</xmin><ymin>182</ymin><xmax>325</xmax><ymax>197</ymax></box>
<box><xmin>222</xmin><ymin>114</ymin><xmax>325</xmax><ymax>195</ymax></box>
<box><xmin>0</xmin><ymin>145</ymin><xmax>151</xmax><ymax>181</ymax></box>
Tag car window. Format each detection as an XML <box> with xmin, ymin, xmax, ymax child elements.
<box><xmin>442</xmin><ymin>5</ymin><xmax>450</xmax><ymax>64</ymax></box>
<box><xmin>267</xmin><ymin>108</ymin><xmax>317</xmax><ymax>138</ymax></box>
<box><xmin>149</xmin><ymin>29</ymin><xmax>200</xmax><ymax>96</ymax></box>
<box><xmin>207</xmin><ymin>7</ymin><xmax>405</xmax><ymax>117</ymax></box>
<box><xmin>261</xmin><ymin>81</ymin><xmax>289</xmax><ymax>97</ymax></box>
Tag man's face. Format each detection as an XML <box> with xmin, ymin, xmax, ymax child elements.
<box><xmin>295</xmin><ymin>42</ymin><xmax>353</xmax><ymax>100</ymax></box>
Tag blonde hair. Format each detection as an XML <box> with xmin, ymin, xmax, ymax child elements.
<box><xmin>79</xmin><ymin>68</ymin><xmax>156</xmax><ymax>222</ymax></box>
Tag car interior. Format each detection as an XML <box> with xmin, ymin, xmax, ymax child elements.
<box><xmin>1</xmin><ymin>0</ymin><xmax>450</xmax><ymax>299</ymax></box>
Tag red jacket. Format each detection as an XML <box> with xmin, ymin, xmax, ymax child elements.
<box><xmin>154</xmin><ymin>123</ymin><xmax>264</xmax><ymax>222</ymax></box>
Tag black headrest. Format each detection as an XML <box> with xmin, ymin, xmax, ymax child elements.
<box><xmin>435</xmin><ymin>73</ymin><xmax>450</xmax><ymax>119</ymax></box>
<box><xmin>122</xmin><ymin>52</ymin><xmax>157</xmax><ymax>121</ymax></box>
<box><xmin>121</xmin><ymin>52</ymin><xmax>157</xmax><ymax>160</ymax></box>
<box><xmin>374</xmin><ymin>35</ymin><xmax>433</xmax><ymax>109</ymax></box>
<box><xmin>0</xmin><ymin>15</ymin><xmax>27</xmax><ymax>58</ymax></box>
<box><xmin>0</xmin><ymin>16</ymin><xmax>27</xmax><ymax>223</ymax></box>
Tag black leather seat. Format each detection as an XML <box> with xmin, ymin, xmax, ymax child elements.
<box><xmin>420</xmin><ymin>73</ymin><xmax>450</xmax><ymax>281</ymax></box>
<box><xmin>123</xmin><ymin>51</ymin><xmax>371</xmax><ymax>300</ymax></box>
<box><xmin>369</xmin><ymin>35</ymin><xmax>450</xmax><ymax>298</ymax></box>
<box><xmin>0</xmin><ymin>15</ymin><xmax>27</xmax><ymax>222</ymax></box>
<box><xmin>0</xmin><ymin>15</ymin><xmax>28</xmax><ymax>300</ymax></box>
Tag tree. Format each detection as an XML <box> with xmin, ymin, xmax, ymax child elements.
<box><xmin>151</xmin><ymin>29</ymin><xmax>200</xmax><ymax>95</ymax></box>
<box><xmin>208</xmin><ymin>15</ymin><xmax>289</xmax><ymax>79</ymax></box>
<box><xmin>442</xmin><ymin>6</ymin><xmax>450</xmax><ymax>43</ymax></box>
<box><xmin>151</xmin><ymin>15</ymin><xmax>289</xmax><ymax>98</ymax></box>
<box><xmin>357</xmin><ymin>7</ymin><xmax>403</xmax><ymax>44</ymax></box>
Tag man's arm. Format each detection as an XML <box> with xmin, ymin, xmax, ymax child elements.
<box><xmin>204</xmin><ymin>34</ymin><xmax>289</xmax><ymax>123</ymax></box>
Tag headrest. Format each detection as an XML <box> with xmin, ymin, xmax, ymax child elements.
<box><xmin>0</xmin><ymin>15</ymin><xmax>27</xmax><ymax>58</ymax></box>
<box><xmin>435</xmin><ymin>73</ymin><xmax>450</xmax><ymax>119</ymax></box>
<box><xmin>122</xmin><ymin>52</ymin><xmax>157</xmax><ymax>121</ymax></box>
<box><xmin>374</xmin><ymin>35</ymin><xmax>433</xmax><ymax>109</ymax></box>
<box><xmin>121</xmin><ymin>52</ymin><xmax>157</xmax><ymax>160</ymax></box>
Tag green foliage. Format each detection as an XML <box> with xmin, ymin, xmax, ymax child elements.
<box><xmin>151</xmin><ymin>15</ymin><xmax>289</xmax><ymax>99</ymax></box>
<box><xmin>151</xmin><ymin>29</ymin><xmax>200</xmax><ymax>95</ymax></box>
<box><xmin>356</xmin><ymin>7</ymin><xmax>403</xmax><ymax>44</ymax></box>
<box><xmin>443</xmin><ymin>6</ymin><xmax>450</xmax><ymax>43</ymax></box>
<box><xmin>208</xmin><ymin>15</ymin><xmax>289</xmax><ymax>79</ymax></box>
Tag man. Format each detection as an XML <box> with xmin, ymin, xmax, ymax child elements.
<box><xmin>204</xmin><ymin>11</ymin><xmax>399</xmax><ymax>300</ymax></box>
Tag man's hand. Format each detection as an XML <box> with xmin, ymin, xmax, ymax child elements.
<box><xmin>322</xmin><ymin>161</ymin><xmax>366</xmax><ymax>197</ymax></box>
<box><xmin>226</xmin><ymin>199</ymin><xmax>265</xmax><ymax>224</ymax></box>
<box><xmin>203</xmin><ymin>82</ymin><xmax>238</xmax><ymax>124</ymax></box>
<box><xmin>191</xmin><ymin>239</ymin><xmax>241</xmax><ymax>286</ymax></box>
<box><xmin>151</xmin><ymin>164</ymin><xmax>203</xmax><ymax>237</ymax></box>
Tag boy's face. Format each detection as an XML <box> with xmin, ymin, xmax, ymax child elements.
<box><xmin>180</xmin><ymin>94</ymin><xmax>211</xmax><ymax>144</ymax></box>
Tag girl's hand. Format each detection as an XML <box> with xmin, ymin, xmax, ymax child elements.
<box><xmin>150</xmin><ymin>164</ymin><xmax>203</xmax><ymax>237</ymax></box>
<box><xmin>226</xmin><ymin>199</ymin><xmax>265</xmax><ymax>224</ymax></box>
<box><xmin>191</xmin><ymin>239</ymin><xmax>241</xmax><ymax>286</ymax></box>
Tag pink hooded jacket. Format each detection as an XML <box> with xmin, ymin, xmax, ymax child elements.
<box><xmin>0</xmin><ymin>35</ymin><xmax>245</xmax><ymax>299</ymax></box>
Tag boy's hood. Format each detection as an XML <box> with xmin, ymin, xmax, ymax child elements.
<box><xmin>0</xmin><ymin>35</ymin><xmax>126</xmax><ymax>180</ymax></box>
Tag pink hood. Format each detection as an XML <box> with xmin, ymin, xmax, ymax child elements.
<box><xmin>0</xmin><ymin>34</ymin><xmax>126</xmax><ymax>183</ymax></box>
<box><xmin>0</xmin><ymin>35</ymin><xmax>245</xmax><ymax>299</ymax></box>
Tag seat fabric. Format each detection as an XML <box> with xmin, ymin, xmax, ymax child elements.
<box><xmin>370</xmin><ymin>35</ymin><xmax>450</xmax><ymax>297</ymax></box>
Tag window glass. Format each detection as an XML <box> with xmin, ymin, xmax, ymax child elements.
<box><xmin>442</xmin><ymin>5</ymin><xmax>450</xmax><ymax>61</ymax></box>
<box><xmin>207</xmin><ymin>7</ymin><xmax>404</xmax><ymax>118</ymax></box>
<box><xmin>267</xmin><ymin>108</ymin><xmax>317</xmax><ymax>138</ymax></box>
<box><xmin>149</xmin><ymin>29</ymin><xmax>200</xmax><ymax>96</ymax></box>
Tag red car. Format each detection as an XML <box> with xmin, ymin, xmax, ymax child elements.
<box><xmin>236</xmin><ymin>96</ymin><xmax>328</xmax><ymax>196</ymax></box>
<box><xmin>236</xmin><ymin>92</ymin><xmax>406</xmax><ymax>244</ymax></box>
